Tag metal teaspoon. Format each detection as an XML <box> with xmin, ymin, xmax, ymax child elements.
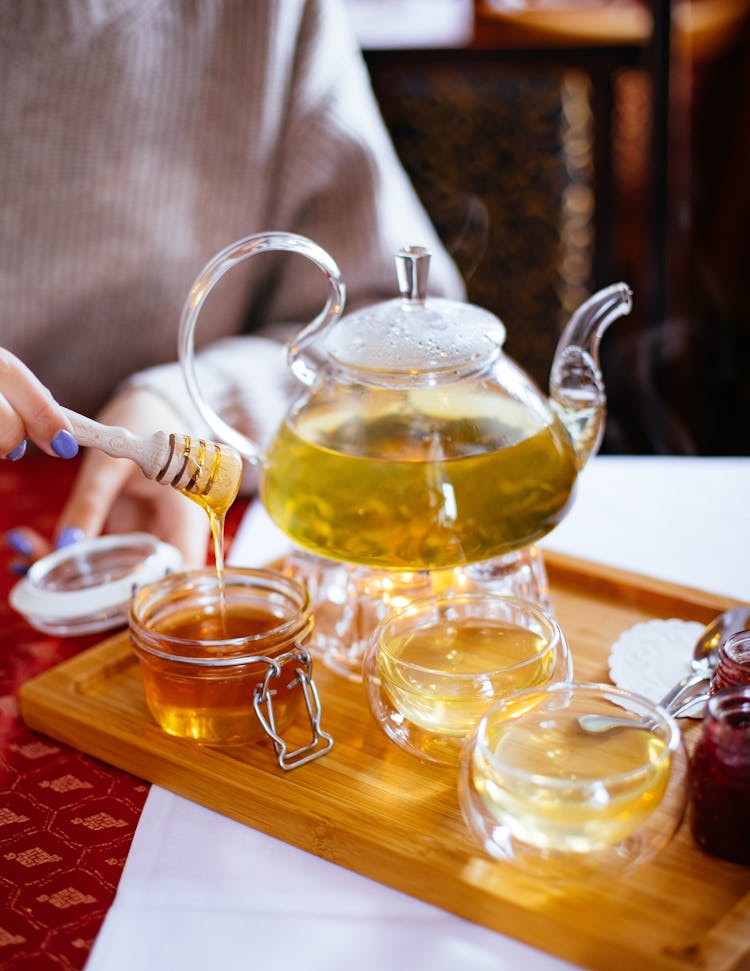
<box><xmin>580</xmin><ymin>605</ymin><xmax>750</xmax><ymax>733</ymax></box>
<box><xmin>659</xmin><ymin>605</ymin><xmax>750</xmax><ymax>716</ymax></box>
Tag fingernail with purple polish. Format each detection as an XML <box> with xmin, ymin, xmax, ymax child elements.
<box><xmin>55</xmin><ymin>526</ymin><xmax>85</xmax><ymax>550</ymax></box>
<box><xmin>10</xmin><ymin>562</ymin><xmax>29</xmax><ymax>576</ymax></box>
<box><xmin>51</xmin><ymin>429</ymin><xmax>79</xmax><ymax>459</ymax></box>
<box><xmin>6</xmin><ymin>441</ymin><xmax>27</xmax><ymax>461</ymax></box>
<box><xmin>6</xmin><ymin>529</ymin><xmax>34</xmax><ymax>556</ymax></box>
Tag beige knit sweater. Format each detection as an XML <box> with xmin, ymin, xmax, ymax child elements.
<box><xmin>0</xmin><ymin>0</ymin><xmax>463</xmax><ymax>452</ymax></box>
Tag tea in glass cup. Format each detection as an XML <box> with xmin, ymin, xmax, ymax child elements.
<box><xmin>362</xmin><ymin>593</ymin><xmax>573</xmax><ymax>764</ymax></box>
<box><xmin>459</xmin><ymin>682</ymin><xmax>689</xmax><ymax>881</ymax></box>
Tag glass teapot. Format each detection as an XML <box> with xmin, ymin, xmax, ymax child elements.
<box><xmin>179</xmin><ymin>232</ymin><xmax>631</xmax><ymax>572</ymax></box>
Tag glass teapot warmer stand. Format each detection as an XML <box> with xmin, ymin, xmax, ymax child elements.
<box><xmin>279</xmin><ymin>545</ymin><xmax>550</xmax><ymax>682</ymax></box>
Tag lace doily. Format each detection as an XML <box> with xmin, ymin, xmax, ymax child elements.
<box><xmin>608</xmin><ymin>618</ymin><xmax>705</xmax><ymax>706</ymax></box>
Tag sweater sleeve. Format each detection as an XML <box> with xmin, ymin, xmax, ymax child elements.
<box><xmin>260</xmin><ymin>0</ymin><xmax>466</xmax><ymax>322</ymax></box>
<box><xmin>124</xmin><ymin>0</ymin><xmax>465</xmax><ymax>495</ymax></box>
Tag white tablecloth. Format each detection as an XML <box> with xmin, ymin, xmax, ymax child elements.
<box><xmin>86</xmin><ymin>456</ymin><xmax>750</xmax><ymax>971</ymax></box>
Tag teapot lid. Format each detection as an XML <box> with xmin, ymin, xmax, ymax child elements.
<box><xmin>323</xmin><ymin>246</ymin><xmax>505</xmax><ymax>386</ymax></box>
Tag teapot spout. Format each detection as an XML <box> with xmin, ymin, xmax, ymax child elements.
<box><xmin>549</xmin><ymin>282</ymin><xmax>632</xmax><ymax>468</ymax></box>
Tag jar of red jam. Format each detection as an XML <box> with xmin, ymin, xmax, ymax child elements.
<box><xmin>690</xmin><ymin>685</ymin><xmax>750</xmax><ymax>864</ymax></box>
<box><xmin>710</xmin><ymin>630</ymin><xmax>750</xmax><ymax>694</ymax></box>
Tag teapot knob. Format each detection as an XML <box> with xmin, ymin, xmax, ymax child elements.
<box><xmin>396</xmin><ymin>246</ymin><xmax>430</xmax><ymax>304</ymax></box>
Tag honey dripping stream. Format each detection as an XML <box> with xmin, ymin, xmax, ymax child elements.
<box><xmin>179</xmin><ymin>441</ymin><xmax>243</xmax><ymax>634</ymax></box>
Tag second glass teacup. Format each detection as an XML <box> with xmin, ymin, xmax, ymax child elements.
<box><xmin>362</xmin><ymin>593</ymin><xmax>573</xmax><ymax>764</ymax></box>
<box><xmin>458</xmin><ymin>682</ymin><xmax>689</xmax><ymax>881</ymax></box>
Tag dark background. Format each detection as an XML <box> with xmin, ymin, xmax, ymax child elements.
<box><xmin>361</xmin><ymin>2</ymin><xmax>750</xmax><ymax>455</ymax></box>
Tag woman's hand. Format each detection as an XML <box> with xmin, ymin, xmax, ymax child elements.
<box><xmin>0</xmin><ymin>347</ymin><xmax>78</xmax><ymax>461</ymax></box>
<box><xmin>56</xmin><ymin>386</ymin><xmax>211</xmax><ymax>568</ymax></box>
<box><xmin>7</xmin><ymin>385</ymin><xmax>212</xmax><ymax>572</ymax></box>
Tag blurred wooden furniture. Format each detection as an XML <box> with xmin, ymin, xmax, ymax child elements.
<box><xmin>362</xmin><ymin>1</ymin><xmax>653</xmax><ymax>403</ymax></box>
<box><xmin>472</xmin><ymin>0</ymin><xmax>662</xmax><ymax>319</ymax></box>
<box><xmin>473</xmin><ymin>0</ymin><xmax>652</xmax><ymax>47</ymax></box>
<box><xmin>360</xmin><ymin>0</ymin><xmax>750</xmax><ymax>453</ymax></box>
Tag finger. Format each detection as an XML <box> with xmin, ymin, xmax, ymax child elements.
<box><xmin>0</xmin><ymin>394</ymin><xmax>26</xmax><ymax>456</ymax></box>
<box><xmin>0</xmin><ymin>349</ymin><xmax>76</xmax><ymax>457</ymax></box>
<box><xmin>54</xmin><ymin>450</ymin><xmax>136</xmax><ymax>540</ymax></box>
<box><xmin>100</xmin><ymin>493</ymin><xmax>151</xmax><ymax>536</ymax></box>
<box><xmin>92</xmin><ymin>475</ymin><xmax>210</xmax><ymax>568</ymax></box>
<box><xmin>55</xmin><ymin>526</ymin><xmax>86</xmax><ymax>549</ymax></box>
<box><xmin>6</xmin><ymin>441</ymin><xmax>27</xmax><ymax>461</ymax></box>
<box><xmin>143</xmin><ymin>483</ymin><xmax>211</xmax><ymax>568</ymax></box>
<box><xmin>6</xmin><ymin>527</ymin><xmax>50</xmax><ymax>560</ymax></box>
<box><xmin>5</xmin><ymin>527</ymin><xmax>53</xmax><ymax>576</ymax></box>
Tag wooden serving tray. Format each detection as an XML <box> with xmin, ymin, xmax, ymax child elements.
<box><xmin>19</xmin><ymin>551</ymin><xmax>750</xmax><ymax>971</ymax></box>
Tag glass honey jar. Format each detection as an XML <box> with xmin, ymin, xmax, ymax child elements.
<box><xmin>690</xmin><ymin>685</ymin><xmax>750</xmax><ymax>864</ymax></box>
<box><xmin>129</xmin><ymin>567</ymin><xmax>332</xmax><ymax>768</ymax></box>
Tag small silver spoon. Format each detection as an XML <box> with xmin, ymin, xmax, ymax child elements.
<box><xmin>577</xmin><ymin>684</ymin><xmax>707</xmax><ymax>736</ymax></box>
<box><xmin>692</xmin><ymin>605</ymin><xmax>750</xmax><ymax>671</ymax></box>
<box><xmin>580</xmin><ymin>606</ymin><xmax>750</xmax><ymax>733</ymax></box>
<box><xmin>659</xmin><ymin>605</ymin><xmax>750</xmax><ymax>716</ymax></box>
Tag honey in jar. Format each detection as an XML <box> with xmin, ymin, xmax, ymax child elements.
<box><xmin>129</xmin><ymin>568</ymin><xmax>313</xmax><ymax>745</ymax></box>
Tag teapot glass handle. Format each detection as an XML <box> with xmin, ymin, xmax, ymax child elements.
<box><xmin>178</xmin><ymin>231</ymin><xmax>345</xmax><ymax>464</ymax></box>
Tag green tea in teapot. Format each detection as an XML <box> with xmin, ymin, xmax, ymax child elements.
<box><xmin>178</xmin><ymin>233</ymin><xmax>632</xmax><ymax>576</ymax></box>
<box><xmin>261</xmin><ymin>381</ymin><xmax>578</xmax><ymax>571</ymax></box>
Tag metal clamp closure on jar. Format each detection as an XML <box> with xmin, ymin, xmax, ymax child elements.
<box><xmin>129</xmin><ymin>567</ymin><xmax>333</xmax><ymax>765</ymax></box>
<box><xmin>253</xmin><ymin>644</ymin><xmax>333</xmax><ymax>770</ymax></box>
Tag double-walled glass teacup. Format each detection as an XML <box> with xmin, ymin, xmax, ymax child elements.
<box><xmin>362</xmin><ymin>593</ymin><xmax>573</xmax><ymax>764</ymax></box>
<box><xmin>459</xmin><ymin>682</ymin><xmax>689</xmax><ymax>881</ymax></box>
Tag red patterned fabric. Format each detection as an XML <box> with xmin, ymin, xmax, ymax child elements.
<box><xmin>0</xmin><ymin>451</ymin><xmax>246</xmax><ymax>970</ymax></box>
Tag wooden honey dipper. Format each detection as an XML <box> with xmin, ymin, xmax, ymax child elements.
<box><xmin>64</xmin><ymin>408</ymin><xmax>243</xmax><ymax>516</ymax></box>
